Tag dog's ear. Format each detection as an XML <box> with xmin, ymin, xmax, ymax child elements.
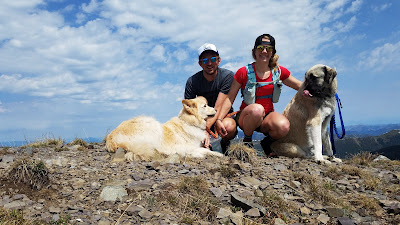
<box><xmin>182</xmin><ymin>99</ymin><xmax>196</xmax><ymax>115</ymax></box>
<box><xmin>324</xmin><ymin>66</ymin><xmax>337</xmax><ymax>84</ymax></box>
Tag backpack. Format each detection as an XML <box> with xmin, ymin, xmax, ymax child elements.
<box><xmin>241</xmin><ymin>63</ymin><xmax>283</xmax><ymax>105</ymax></box>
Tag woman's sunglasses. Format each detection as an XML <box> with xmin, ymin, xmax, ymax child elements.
<box><xmin>256</xmin><ymin>45</ymin><xmax>274</xmax><ymax>52</ymax></box>
<box><xmin>201</xmin><ymin>56</ymin><xmax>218</xmax><ymax>64</ymax></box>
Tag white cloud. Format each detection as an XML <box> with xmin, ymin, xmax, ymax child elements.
<box><xmin>358</xmin><ymin>41</ymin><xmax>400</xmax><ymax>70</ymax></box>
<box><xmin>347</xmin><ymin>0</ymin><xmax>363</xmax><ymax>13</ymax></box>
<box><xmin>372</xmin><ymin>3</ymin><xmax>392</xmax><ymax>13</ymax></box>
<box><xmin>0</xmin><ymin>101</ymin><xmax>4</xmax><ymax>113</ymax></box>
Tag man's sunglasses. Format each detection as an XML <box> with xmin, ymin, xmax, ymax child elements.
<box><xmin>256</xmin><ymin>45</ymin><xmax>274</xmax><ymax>52</ymax></box>
<box><xmin>201</xmin><ymin>56</ymin><xmax>218</xmax><ymax>64</ymax></box>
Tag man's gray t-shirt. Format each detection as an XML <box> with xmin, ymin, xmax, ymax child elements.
<box><xmin>184</xmin><ymin>68</ymin><xmax>234</xmax><ymax>110</ymax></box>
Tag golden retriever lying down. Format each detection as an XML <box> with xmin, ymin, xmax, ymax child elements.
<box><xmin>106</xmin><ymin>96</ymin><xmax>223</xmax><ymax>161</ymax></box>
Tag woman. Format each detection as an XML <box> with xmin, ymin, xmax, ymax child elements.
<box><xmin>215</xmin><ymin>34</ymin><xmax>302</xmax><ymax>155</ymax></box>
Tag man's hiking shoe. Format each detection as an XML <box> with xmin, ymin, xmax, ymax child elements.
<box><xmin>261</xmin><ymin>136</ymin><xmax>277</xmax><ymax>157</ymax></box>
<box><xmin>220</xmin><ymin>139</ymin><xmax>230</xmax><ymax>155</ymax></box>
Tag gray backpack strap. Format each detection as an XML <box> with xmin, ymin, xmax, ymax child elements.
<box><xmin>241</xmin><ymin>64</ymin><xmax>257</xmax><ymax>105</ymax></box>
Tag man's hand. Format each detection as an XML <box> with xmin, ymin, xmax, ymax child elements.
<box><xmin>215</xmin><ymin>119</ymin><xmax>228</xmax><ymax>138</ymax></box>
<box><xmin>202</xmin><ymin>130</ymin><xmax>211</xmax><ymax>149</ymax></box>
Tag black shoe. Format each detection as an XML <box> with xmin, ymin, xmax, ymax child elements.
<box><xmin>243</xmin><ymin>141</ymin><xmax>254</xmax><ymax>149</ymax></box>
<box><xmin>261</xmin><ymin>136</ymin><xmax>276</xmax><ymax>157</ymax></box>
<box><xmin>220</xmin><ymin>139</ymin><xmax>230</xmax><ymax>155</ymax></box>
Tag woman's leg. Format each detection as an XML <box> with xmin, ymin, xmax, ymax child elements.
<box><xmin>238</xmin><ymin>104</ymin><xmax>265</xmax><ymax>138</ymax></box>
<box><xmin>259</xmin><ymin>112</ymin><xmax>290</xmax><ymax>139</ymax></box>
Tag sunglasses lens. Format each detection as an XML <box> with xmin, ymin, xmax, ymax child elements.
<box><xmin>256</xmin><ymin>45</ymin><xmax>264</xmax><ymax>51</ymax></box>
<box><xmin>202</xmin><ymin>57</ymin><xmax>218</xmax><ymax>64</ymax></box>
<box><xmin>256</xmin><ymin>45</ymin><xmax>273</xmax><ymax>52</ymax></box>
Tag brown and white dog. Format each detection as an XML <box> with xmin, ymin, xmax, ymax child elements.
<box><xmin>271</xmin><ymin>64</ymin><xmax>342</xmax><ymax>163</ymax></box>
<box><xmin>106</xmin><ymin>96</ymin><xmax>223</xmax><ymax>161</ymax></box>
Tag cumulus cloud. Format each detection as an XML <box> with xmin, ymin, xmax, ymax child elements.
<box><xmin>358</xmin><ymin>41</ymin><xmax>400</xmax><ymax>70</ymax></box>
<box><xmin>372</xmin><ymin>3</ymin><xmax>392</xmax><ymax>12</ymax></box>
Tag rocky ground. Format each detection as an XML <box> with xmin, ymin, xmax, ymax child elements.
<box><xmin>0</xmin><ymin>141</ymin><xmax>399</xmax><ymax>225</ymax></box>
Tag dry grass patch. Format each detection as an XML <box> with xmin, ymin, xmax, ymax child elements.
<box><xmin>347</xmin><ymin>193</ymin><xmax>381</xmax><ymax>212</ymax></box>
<box><xmin>145</xmin><ymin>176</ymin><xmax>221</xmax><ymax>224</ymax></box>
<box><xmin>257</xmin><ymin>191</ymin><xmax>297</xmax><ymax>224</ymax></box>
<box><xmin>69</xmin><ymin>138</ymin><xmax>89</xmax><ymax>147</ymax></box>
<box><xmin>341</xmin><ymin>165</ymin><xmax>382</xmax><ymax>190</ymax></box>
<box><xmin>325</xmin><ymin>164</ymin><xmax>382</xmax><ymax>191</ymax></box>
<box><xmin>292</xmin><ymin>172</ymin><xmax>344</xmax><ymax>207</ymax></box>
<box><xmin>23</xmin><ymin>135</ymin><xmax>64</xmax><ymax>148</ymax></box>
<box><xmin>176</xmin><ymin>176</ymin><xmax>221</xmax><ymax>223</ymax></box>
<box><xmin>0</xmin><ymin>208</ymin><xmax>71</xmax><ymax>225</ymax></box>
<box><xmin>347</xmin><ymin>151</ymin><xmax>377</xmax><ymax>166</ymax></box>
<box><xmin>216</xmin><ymin>164</ymin><xmax>237</xmax><ymax>178</ymax></box>
<box><xmin>7</xmin><ymin>159</ymin><xmax>50</xmax><ymax>190</ymax></box>
<box><xmin>226</xmin><ymin>142</ymin><xmax>257</xmax><ymax>163</ymax></box>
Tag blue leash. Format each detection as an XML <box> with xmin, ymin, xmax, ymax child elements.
<box><xmin>330</xmin><ymin>93</ymin><xmax>345</xmax><ymax>155</ymax></box>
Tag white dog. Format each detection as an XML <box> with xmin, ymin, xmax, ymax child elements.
<box><xmin>106</xmin><ymin>96</ymin><xmax>223</xmax><ymax>161</ymax></box>
<box><xmin>271</xmin><ymin>64</ymin><xmax>342</xmax><ymax>163</ymax></box>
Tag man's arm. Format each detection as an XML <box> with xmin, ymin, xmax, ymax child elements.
<box><xmin>184</xmin><ymin>77</ymin><xmax>196</xmax><ymax>99</ymax></box>
<box><xmin>206</xmin><ymin>92</ymin><xmax>228</xmax><ymax>129</ymax></box>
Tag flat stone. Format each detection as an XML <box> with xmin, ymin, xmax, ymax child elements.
<box><xmin>274</xmin><ymin>164</ymin><xmax>287</xmax><ymax>171</ymax></box>
<box><xmin>99</xmin><ymin>185</ymin><xmax>128</xmax><ymax>201</ymax></box>
<box><xmin>49</xmin><ymin>206</ymin><xmax>61</xmax><ymax>213</ymax></box>
<box><xmin>3</xmin><ymin>200</ymin><xmax>26</xmax><ymax>210</ymax></box>
<box><xmin>138</xmin><ymin>209</ymin><xmax>153</xmax><ymax>219</ymax></box>
<box><xmin>317</xmin><ymin>213</ymin><xmax>330</xmax><ymax>224</ymax></box>
<box><xmin>230</xmin><ymin>210</ymin><xmax>244</xmax><ymax>225</ymax></box>
<box><xmin>337</xmin><ymin>217</ymin><xmax>356</xmax><ymax>225</ymax></box>
<box><xmin>245</xmin><ymin>208</ymin><xmax>260</xmax><ymax>217</ymax></box>
<box><xmin>216</xmin><ymin>207</ymin><xmax>232</xmax><ymax>219</ymax></box>
<box><xmin>231</xmin><ymin>192</ymin><xmax>266</xmax><ymax>216</ymax></box>
<box><xmin>300</xmin><ymin>206</ymin><xmax>311</xmax><ymax>215</ymax></box>
<box><xmin>209</xmin><ymin>187</ymin><xmax>223</xmax><ymax>198</ymax></box>
<box><xmin>127</xmin><ymin>179</ymin><xmax>154</xmax><ymax>192</ymax></box>
<box><xmin>273</xmin><ymin>218</ymin><xmax>286</xmax><ymax>225</ymax></box>
<box><xmin>240</xmin><ymin>176</ymin><xmax>262</xmax><ymax>188</ymax></box>
<box><xmin>326</xmin><ymin>207</ymin><xmax>345</xmax><ymax>217</ymax></box>
<box><xmin>111</xmin><ymin>148</ymin><xmax>126</xmax><ymax>162</ymax></box>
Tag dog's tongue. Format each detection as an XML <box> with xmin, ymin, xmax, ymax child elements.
<box><xmin>303</xmin><ymin>90</ymin><xmax>313</xmax><ymax>97</ymax></box>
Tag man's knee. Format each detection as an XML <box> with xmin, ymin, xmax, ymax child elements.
<box><xmin>223</xmin><ymin>118</ymin><xmax>237</xmax><ymax>139</ymax></box>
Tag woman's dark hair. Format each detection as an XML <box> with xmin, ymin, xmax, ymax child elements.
<box><xmin>252</xmin><ymin>34</ymin><xmax>278</xmax><ymax>67</ymax></box>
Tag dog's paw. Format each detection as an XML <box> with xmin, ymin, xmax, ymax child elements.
<box><xmin>209</xmin><ymin>151</ymin><xmax>224</xmax><ymax>157</ymax></box>
<box><xmin>329</xmin><ymin>156</ymin><xmax>342</xmax><ymax>163</ymax></box>
<box><xmin>317</xmin><ymin>159</ymin><xmax>332</xmax><ymax>165</ymax></box>
<box><xmin>125</xmin><ymin>152</ymin><xmax>135</xmax><ymax>162</ymax></box>
<box><xmin>315</xmin><ymin>156</ymin><xmax>331</xmax><ymax>165</ymax></box>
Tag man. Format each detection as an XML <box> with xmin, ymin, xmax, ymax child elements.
<box><xmin>184</xmin><ymin>43</ymin><xmax>235</xmax><ymax>152</ymax></box>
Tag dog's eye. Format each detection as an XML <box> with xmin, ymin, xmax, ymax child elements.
<box><xmin>308</xmin><ymin>73</ymin><xmax>317</xmax><ymax>80</ymax></box>
<box><xmin>203</xmin><ymin>104</ymin><xmax>207</xmax><ymax>107</ymax></box>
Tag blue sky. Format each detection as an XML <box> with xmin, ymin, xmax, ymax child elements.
<box><xmin>0</xmin><ymin>0</ymin><xmax>399</xmax><ymax>142</ymax></box>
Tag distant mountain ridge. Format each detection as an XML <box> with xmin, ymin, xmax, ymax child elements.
<box><xmin>334</xmin><ymin>129</ymin><xmax>400</xmax><ymax>159</ymax></box>
<box><xmin>344</xmin><ymin>123</ymin><xmax>400</xmax><ymax>136</ymax></box>
<box><xmin>2</xmin><ymin>125</ymin><xmax>400</xmax><ymax>160</ymax></box>
<box><xmin>232</xmin><ymin>125</ymin><xmax>400</xmax><ymax>160</ymax></box>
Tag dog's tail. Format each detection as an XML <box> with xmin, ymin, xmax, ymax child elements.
<box><xmin>271</xmin><ymin>142</ymin><xmax>307</xmax><ymax>158</ymax></box>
